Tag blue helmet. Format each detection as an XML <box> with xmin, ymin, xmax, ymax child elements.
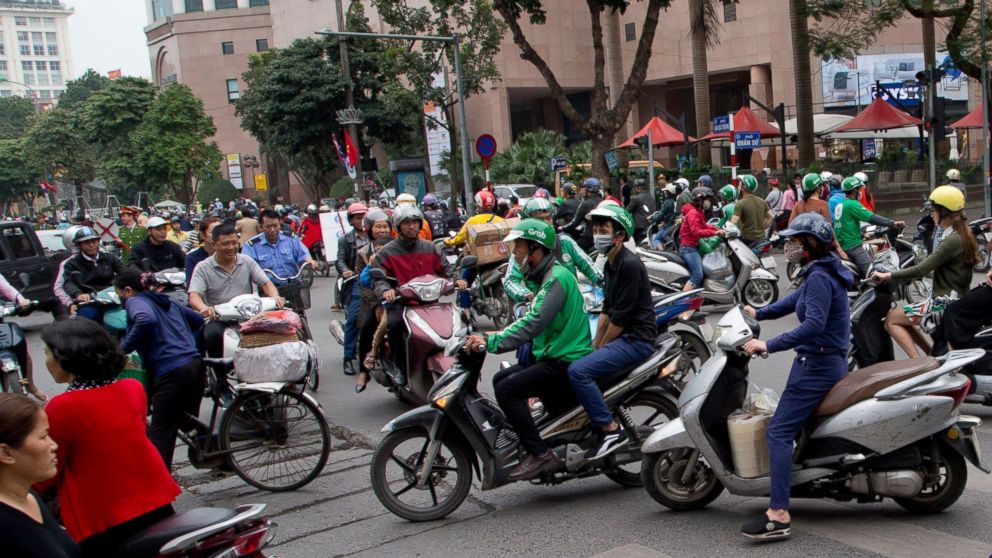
<box><xmin>696</xmin><ymin>174</ymin><xmax>714</xmax><ymax>188</ymax></box>
<box><xmin>582</xmin><ymin>177</ymin><xmax>602</xmax><ymax>194</ymax></box>
<box><xmin>780</xmin><ymin>212</ymin><xmax>833</xmax><ymax>244</ymax></box>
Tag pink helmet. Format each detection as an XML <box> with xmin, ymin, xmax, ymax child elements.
<box><xmin>347</xmin><ymin>202</ymin><xmax>369</xmax><ymax>217</ymax></box>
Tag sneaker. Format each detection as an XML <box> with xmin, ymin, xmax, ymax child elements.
<box><xmin>343</xmin><ymin>359</ymin><xmax>357</xmax><ymax>376</ymax></box>
<box><xmin>741</xmin><ymin>514</ymin><xmax>791</xmax><ymax>541</ymax></box>
<box><xmin>589</xmin><ymin>424</ymin><xmax>630</xmax><ymax>460</ymax></box>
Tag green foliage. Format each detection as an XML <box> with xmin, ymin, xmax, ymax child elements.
<box><xmin>0</xmin><ymin>97</ymin><xmax>37</xmax><ymax>140</ymax></box>
<box><xmin>196</xmin><ymin>177</ymin><xmax>239</xmax><ymax>206</ymax></box>
<box><xmin>58</xmin><ymin>69</ymin><xmax>110</xmax><ymax>110</ymax></box>
<box><xmin>23</xmin><ymin>107</ymin><xmax>97</xmax><ymax>187</ymax></box>
<box><xmin>488</xmin><ymin>130</ymin><xmax>566</xmax><ymax>187</ymax></box>
<box><xmin>330</xmin><ymin>175</ymin><xmax>357</xmax><ymax>198</ymax></box>
<box><xmin>0</xmin><ymin>139</ymin><xmax>43</xmax><ymax>206</ymax></box>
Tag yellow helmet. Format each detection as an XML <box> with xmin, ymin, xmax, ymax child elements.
<box><xmin>929</xmin><ymin>185</ymin><xmax>965</xmax><ymax>212</ymax></box>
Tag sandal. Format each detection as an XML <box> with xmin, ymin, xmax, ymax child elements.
<box><xmin>26</xmin><ymin>384</ymin><xmax>49</xmax><ymax>402</ymax></box>
<box><xmin>355</xmin><ymin>372</ymin><xmax>370</xmax><ymax>394</ymax></box>
<box><xmin>741</xmin><ymin>514</ymin><xmax>791</xmax><ymax>541</ymax></box>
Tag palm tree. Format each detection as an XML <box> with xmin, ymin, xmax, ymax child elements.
<box><xmin>689</xmin><ymin>0</ymin><xmax>723</xmax><ymax>168</ymax></box>
<box><xmin>790</xmin><ymin>0</ymin><xmax>815</xmax><ymax>167</ymax></box>
<box><xmin>489</xmin><ymin>130</ymin><xmax>567</xmax><ymax>187</ymax></box>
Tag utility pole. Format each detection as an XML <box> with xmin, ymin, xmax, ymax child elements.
<box><xmin>982</xmin><ymin>0</ymin><xmax>991</xmax><ymax>216</ymax></box>
<box><xmin>922</xmin><ymin>0</ymin><xmax>937</xmax><ymax>190</ymax></box>
<box><xmin>333</xmin><ymin>0</ymin><xmax>363</xmax><ymax>200</ymax></box>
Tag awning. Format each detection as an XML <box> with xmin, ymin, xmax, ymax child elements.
<box><xmin>950</xmin><ymin>105</ymin><xmax>984</xmax><ymax>129</ymax></box>
<box><xmin>829</xmin><ymin>97</ymin><xmax>922</xmax><ymax>132</ymax></box>
<box><xmin>154</xmin><ymin>200</ymin><xmax>185</xmax><ymax>209</ymax></box>
<box><xmin>698</xmin><ymin>106</ymin><xmax>782</xmax><ymax>142</ymax></box>
<box><xmin>618</xmin><ymin>116</ymin><xmax>695</xmax><ymax>148</ymax></box>
<box><xmin>821</xmin><ymin>126</ymin><xmax>926</xmax><ymax>140</ymax></box>
<box><xmin>783</xmin><ymin>113</ymin><xmax>854</xmax><ymax>135</ymax></box>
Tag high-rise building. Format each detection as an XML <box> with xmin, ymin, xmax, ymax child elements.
<box><xmin>144</xmin><ymin>1</ymin><xmax>278</xmax><ymax>199</ymax></box>
<box><xmin>0</xmin><ymin>0</ymin><xmax>74</xmax><ymax>108</ymax></box>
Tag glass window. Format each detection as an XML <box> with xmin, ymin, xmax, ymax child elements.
<box><xmin>249</xmin><ymin>0</ymin><xmax>269</xmax><ymax>6</ymax></box>
<box><xmin>19</xmin><ymin>45</ymin><xmax>28</xmax><ymax>56</ymax></box>
<box><xmin>37</xmin><ymin>73</ymin><xmax>48</xmax><ymax>86</ymax></box>
<box><xmin>49</xmin><ymin>61</ymin><xmax>60</xmax><ymax>71</ymax></box>
<box><xmin>4</xmin><ymin>227</ymin><xmax>38</xmax><ymax>259</ymax></box>
<box><xmin>216</xmin><ymin>0</ymin><xmax>238</xmax><ymax>9</ymax></box>
<box><xmin>16</xmin><ymin>31</ymin><xmax>27</xmax><ymax>43</ymax></box>
<box><xmin>21</xmin><ymin>61</ymin><xmax>31</xmax><ymax>71</ymax></box>
<box><xmin>226</xmin><ymin>79</ymin><xmax>239</xmax><ymax>103</ymax></box>
<box><xmin>47</xmin><ymin>44</ymin><xmax>57</xmax><ymax>56</ymax></box>
<box><xmin>0</xmin><ymin>91</ymin><xmax>10</xmax><ymax>98</ymax></box>
<box><xmin>14</xmin><ymin>17</ymin><xmax>26</xmax><ymax>26</ymax></box>
<box><xmin>33</xmin><ymin>44</ymin><xmax>43</xmax><ymax>56</ymax></box>
<box><xmin>152</xmin><ymin>0</ymin><xmax>174</xmax><ymax>20</ymax></box>
<box><xmin>23</xmin><ymin>73</ymin><xmax>34</xmax><ymax>86</ymax></box>
<box><xmin>0</xmin><ymin>33</ymin><xmax>4</xmax><ymax>56</ymax></box>
<box><xmin>43</xmin><ymin>18</ymin><xmax>55</xmax><ymax>27</ymax></box>
<box><xmin>35</xmin><ymin>61</ymin><xmax>46</xmax><ymax>71</ymax></box>
<box><xmin>45</xmin><ymin>32</ymin><xmax>56</xmax><ymax>43</ymax></box>
<box><xmin>256</xmin><ymin>38</ymin><xmax>268</xmax><ymax>52</ymax></box>
<box><xmin>53</xmin><ymin>90</ymin><xmax>61</xmax><ymax>98</ymax></box>
<box><xmin>39</xmin><ymin>90</ymin><xmax>50</xmax><ymax>100</ymax></box>
<box><xmin>0</xmin><ymin>61</ymin><xmax>7</xmax><ymax>72</ymax></box>
<box><xmin>51</xmin><ymin>70</ymin><xmax>62</xmax><ymax>85</ymax></box>
<box><xmin>221</xmin><ymin>41</ymin><xmax>234</xmax><ymax>55</ymax></box>
<box><xmin>185</xmin><ymin>0</ymin><xmax>203</xmax><ymax>12</ymax></box>
<box><xmin>31</xmin><ymin>32</ymin><xmax>42</xmax><ymax>43</ymax></box>
<box><xmin>624</xmin><ymin>22</ymin><xmax>635</xmax><ymax>42</ymax></box>
<box><xmin>28</xmin><ymin>17</ymin><xmax>42</xmax><ymax>26</ymax></box>
<box><xmin>724</xmin><ymin>3</ymin><xmax>737</xmax><ymax>22</ymax></box>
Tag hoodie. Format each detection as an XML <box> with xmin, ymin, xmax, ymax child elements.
<box><xmin>120</xmin><ymin>292</ymin><xmax>204</xmax><ymax>377</ymax></box>
<box><xmin>756</xmin><ymin>253</ymin><xmax>854</xmax><ymax>357</ymax></box>
<box><xmin>679</xmin><ymin>203</ymin><xmax>719</xmax><ymax>248</ymax></box>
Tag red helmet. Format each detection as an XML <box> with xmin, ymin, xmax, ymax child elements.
<box><xmin>475</xmin><ymin>190</ymin><xmax>496</xmax><ymax>210</ymax></box>
<box><xmin>347</xmin><ymin>202</ymin><xmax>369</xmax><ymax>217</ymax></box>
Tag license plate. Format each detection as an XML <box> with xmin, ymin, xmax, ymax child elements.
<box><xmin>761</xmin><ymin>256</ymin><xmax>777</xmax><ymax>269</ymax></box>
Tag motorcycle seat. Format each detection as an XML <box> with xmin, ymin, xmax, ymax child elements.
<box><xmin>114</xmin><ymin>507</ymin><xmax>238</xmax><ymax>558</ymax></box>
<box><xmin>659</xmin><ymin>251</ymin><xmax>685</xmax><ymax>267</ymax></box>
<box><xmin>814</xmin><ymin>357</ymin><xmax>939</xmax><ymax>417</ymax></box>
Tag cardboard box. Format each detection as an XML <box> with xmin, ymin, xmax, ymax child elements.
<box><xmin>467</xmin><ymin>218</ymin><xmax>518</xmax><ymax>265</ymax></box>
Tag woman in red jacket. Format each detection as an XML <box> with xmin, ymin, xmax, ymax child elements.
<box><xmin>39</xmin><ymin>318</ymin><xmax>181</xmax><ymax>558</ymax></box>
<box><xmin>679</xmin><ymin>186</ymin><xmax>725</xmax><ymax>291</ymax></box>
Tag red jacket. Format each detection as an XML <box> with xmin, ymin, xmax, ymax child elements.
<box><xmin>40</xmin><ymin>380</ymin><xmax>180</xmax><ymax>541</ymax></box>
<box><xmin>679</xmin><ymin>203</ymin><xmax>719</xmax><ymax>248</ymax></box>
<box><xmin>372</xmin><ymin>237</ymin><xmax>452</xmax><ymax>296</ymax></box>
<box><xmin>299</xmin><ymin>216</ymin><xmax>323</xmax><ymax>249</ymax></box>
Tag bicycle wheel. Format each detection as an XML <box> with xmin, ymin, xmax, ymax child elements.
<box><xmin>220</xmin><ymin>390</ymin><xmax>331</xmax><ymax>491</ymax></box>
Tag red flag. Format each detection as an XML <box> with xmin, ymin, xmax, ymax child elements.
<box><xmin>343</xmin><ymin>130</ymin><xmax>359</xmax><ymax>168</ymax></box>
<box><xmin>107</xmin><ymin>69</ymin><xmax>122</xmax><ymax>79</ymax></box>
<box><xmin>39</xmin><ymin>180</ymin><xmax>56</xmax><ymax>194</ymax></box>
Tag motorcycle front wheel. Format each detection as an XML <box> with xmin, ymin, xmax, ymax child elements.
<box><xmin>370</xmin><ymin>429</ymin><xmax>473</xmax><ymax>522</ymax></box>
<box><xmin>974</xmin><ymin>240</ymin><xmax>991</xmax><ymax>273</ymax></box>
<box><xmin>743</xmin><ymin>278</ymin><xmax>779</xmax><ymax>308</ymax></box>
<box><xmin>642</xmin><ymin>447</ymin><xmax>724</xmax><ymax>510</ymax></box>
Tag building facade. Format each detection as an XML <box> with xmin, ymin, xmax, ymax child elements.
<box><xmin>144</xmin><ymin>0</ymin><xmax>279</xmax><ymax>200</ymax></box>
<box><xmin>0</xmin><ymin>0</ymin><xmax>74</xmax><ymax>108</ymax></box>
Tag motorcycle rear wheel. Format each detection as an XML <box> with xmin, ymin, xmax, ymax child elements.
<box><xmin>894</xmin><ymin>443</ymin><xmax>967</xmax><ymax>514</ymax></box>
<box><xmin>641</xmin><ymin>447</ymin><xmax>724</xmax><ymax>510</ymax></box>
<box><xmin>371</xmin><ymin>429</ymin><xmax>473</xmax><ymax>522</ymax></box>
<box><xmin>974</xmin><ymin>241</ymin><xmax>991</xmax><ymax>273</ymax></box>
<box><xmin>604</xmin><ymin>392</ymin><xmax>679</xmax><ymax>487</ymax></box>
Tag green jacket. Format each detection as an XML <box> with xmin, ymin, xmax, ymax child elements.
<box><xmin>890</xmin><ymin>231</ymin><xmax>972</xmax><ymax>297</ymax></box>
<box><xmin>718</xmin><ymin>202</ymin><xmax>735</xmax><ymax>228</ymax></box>
<box><xmin>486</xmin><ymin>256</ymin><xmax>593</xmax><ymax>363</ymax></box>
<box><xmin>118</xmin><ymin>225</ymin><xmax>148</xmax><ymax>264</ymax></box>
<box><xmin>833</xmin><ymin>198</ymin><xmax>894</xmax><ymax>251</ymax></box>
<box><xmin>503</xmin><ymin>234</ymin><xmax>603</xmax><ymax>303</ymax></box>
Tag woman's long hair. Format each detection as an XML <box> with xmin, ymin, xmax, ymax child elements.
<box><xmin>938</xmin><ymin>206</ymin><xmax>978</xmax><ymax>266</ymax></box>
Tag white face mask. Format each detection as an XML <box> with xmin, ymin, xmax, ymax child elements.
<box><xmin>784</xmin><ymin>242</ymin><xmax>805</xmax><ymax>263</ymax></box>
<box><xmin>593</xmin><ymin>234</ymin><xmax>614</xmax><ymax>253</ymax></box>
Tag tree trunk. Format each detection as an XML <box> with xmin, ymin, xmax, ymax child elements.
<box><xmin>590</xmin><ymin>132</ymin><xmax>613</xmax><ymax>180</ymax></box>
<box><xmin>689</xmin><ymin>0</ymin><xmax>712</xmax><ymax>167</ymax></box>
<box><xmin>603</xmin><ymin>8</ymin><xmax>629</xmax><ymax>169</ymax></box>
<box><xmin>790</xmin><ymin>0</ymin><xmax>815</xmax><ymax>167</ymax></box>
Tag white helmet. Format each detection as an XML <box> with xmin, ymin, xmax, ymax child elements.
<box><xmin>318</xmin><ymin>204</ymin><xmax>330</xmax><ymax>212</ymax></box>
<box><xmin>663</xmin><ymin>184</ymin><xmax>678</xmax><ymax>195</ymax></box>
<box><xmin>819</xmin><ymin>171</ymin><xmax>833</xmax><ymax>181</ymax></box>
<box><xmin>273</xmin><ymin>204</ymin><xmax>285</xmax><ymax>212</ymax></box>
<box><xmin>674</xmin><ymin>178</ymin><xmax>690</xmax><ymax>189</ymax></box>
<box><xmin>853</xmin><ymin>171</ymin><xmax>869</xmax><ymax>184</ymax></box>
<box><xmin>396</xmin><ymin>193</ymin><xmax>417</xmax><ymax>205</ymax></box>
<box><xmin>946</xmin><ymin>168</ymin><xmax>961</xmax><ymax>181</ymax></box>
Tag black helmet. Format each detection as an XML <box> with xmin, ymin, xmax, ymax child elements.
<box><xmin>73</xmin><ymin>227</ymin><xmax>100</xmax><ymax>244</ymax></box>
<box><xmin>691</xmin><ymin>186</ymin><xmax>715</xmax><ymax>201</ymax></box>
<box><xmin>633</xmin><ymin>178</ymin><xmax>647</xmax><ymax>189</ymax></box>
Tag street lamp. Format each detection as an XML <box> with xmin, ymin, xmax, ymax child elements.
<box><xmin>0</xmin><ymin>78</ymin><xmax>39</xmax><ymax>109</ymax></box>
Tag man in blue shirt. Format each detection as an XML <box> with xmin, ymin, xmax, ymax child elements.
<box><xmin>243</xmin><ymin>209</ymin><xmax>314</xmax><ymax>311</ymax></box>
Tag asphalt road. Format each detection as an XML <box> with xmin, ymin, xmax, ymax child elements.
<box><xmin>16</xmin><ymin>256</ymin><xmax>992</xmax><ymax>558</ymax></box>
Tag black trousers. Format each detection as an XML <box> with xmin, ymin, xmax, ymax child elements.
<box><xmin>386</xmin><ymin>305</ymin><xmax>407</xmax><ymax>374</ymax></box>
<box><xmin>79</xmin><ymin>504</ymin><xmax>174</xmax><ymax>558</ymax></box>
<box><xmin>148</xmin><ymin>358</ymin><xmax>205</xmax><ymax>470</ymax></box>
<box><xmin>493</xmin><ymin>360</ymin><xmax>572</xmax><ymax>456</ymax></box>
<box><xmin>944</xmin><ymin>286</ymin><xmax>992</xmax><ymax>348</ymax></box>
<box><xmin>358</xmin><ymin>307</ymin><xmax>380</xmax><ymax>373</ymax></box>
<box><xmin>203</xmin><ymin>320</ymin><xmax>227</xmax><ymax>358</ymax></box>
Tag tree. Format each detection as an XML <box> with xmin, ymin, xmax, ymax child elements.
<box><xmin>131</xmin><ymin>84</ymin><xmax>221</xmax><ymax>204</ymax></box>
<box><xmin>689</xmin><ymin>0</ymin><xmax>723</xmax><ymax>168</ymax></box>
<box><xmin>58</xmin><ymin>69</ymin><xmax>110</xmax><ymax>110</ymax></box>
<box><xmin>492</xmin><ymin>0</ymin><xmax>671</xmax><ymax>178</ymax></box>
<box><xmin>489</xmin><ymin>130</ymin><xmax>566</xmax><ymax>187</ymax></box>
<box><xmin>0</xmin><ymin>97</ymin><xmax>37</xmax><ymax>140</ymax></box>
<box><xmin>196</xmin><ymin>177</ymin><xmax>239</xmax><ymax>206</ymax></box>
<box><xmin>23</xmin><ymin>107</ymin><xmax>97</xmax><ymax>190</ymax></box>
<box><xmin>790</xmin><ymin>0</ymin><xmax>816</xmax><ymax>168</ymax></box>
<box><xmin>0</xmin><ymin>139</ymin><xmax>43</xmax><ymax>213</ymax></box>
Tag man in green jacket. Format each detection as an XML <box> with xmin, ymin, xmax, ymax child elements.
<box><xmin>466</xmin><ymin>219</ymin><xmax>593</xmax><ymax>481</ymax></box>
<box><xmin>503</xmin><ymin>198</ymin><xmax>603</xmax><ymax>304</ymax></box>
<box><xmin>833</xmin><ymin>176</ymin><xmax>903</xmax><ymax>276</ymax></box>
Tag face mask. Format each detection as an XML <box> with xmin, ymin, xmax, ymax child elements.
<box><xmin>784</xmin><ymin>242</ymin><xmax>805</xmax><ymax>263</ymax></box>
<box><xmin>702</xmin><ymin>201</ymin><xmax>712</xmax><ymax>210</ymax></box>
<box><xmin>593</xmin><ymin>234</ymin><xmax>614</xmax><ymax>253</ymax></box>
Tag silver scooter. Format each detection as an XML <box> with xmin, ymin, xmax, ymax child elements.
<box><xmin>640</xmin><ymin>306</ymin><xmax>988</xmax><ymax>513</ymax></box>
<box><xmin>637</xmin><ymin>223</ymin><xmax>780</xmax><ymax>308</ymax></box>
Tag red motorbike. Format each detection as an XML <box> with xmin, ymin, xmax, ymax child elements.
<box><xmin>113</xmin><ymin>503</ymin><xmax>275</xmax><ymax>557</ymax></box>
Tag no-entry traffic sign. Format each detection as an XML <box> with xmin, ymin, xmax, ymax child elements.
<box><xmin>475</xmin><ymin>134</ymin><xmax>497</xmax><ymax>160</ymax></box>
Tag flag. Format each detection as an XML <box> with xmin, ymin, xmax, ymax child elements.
<box><xmin>343</xmin><ymin>130</ymin><xmax>359</xmax><ymax>179</ymax></box>
<box><xmin>331</xmin><ymin>133</ymin><xmax>353</xmax><ymax>178</ymax></box>
<box><xmin>108</xmin><ymin>69</ymin><xmax>122</xmax><ymax>79</ymax></box>
<box><xmin>39</xmin><ymin>180</ymin><xmax>56</xmax><ymax>194</ymax></box>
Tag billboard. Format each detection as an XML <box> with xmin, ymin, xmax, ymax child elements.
<box><xmin>822</xmin><ymin>52</ymin><xmax>968</xmax><ymax>108</ymax></box>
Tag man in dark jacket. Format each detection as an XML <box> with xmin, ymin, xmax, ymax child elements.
<box><xmin>561</xmin><ymin>177</ymin><xmax>603</xmax><ymax>251</ymax></box>
<box><xmin>556</xmin><ymin>183</ymin><xmax>581</xmax><ymax>227</ymax></box>
<box><xmin>625</xmin><ymin>179</ymin><xmax>656</xmax><ymax>244</ymax></box>
<box><xmin>335</xmin><ymin>202</ymin><xmax>369</xmax><ymax>376</ymax></box>
<box><xmin>62</xmin><ymin>227</ymin><xmax>125</xmax><ymax>322</ymax></box>
<box><xmin>129</xmin><ymin>216</ymin><xmax>186</xmax><ymax>272</ymax></box>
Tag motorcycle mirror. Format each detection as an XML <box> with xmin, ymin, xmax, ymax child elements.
<box><xmin>18</xmin><ymin>272</ymin><xmax>30</xmax><ymax>288</ymax></box>
<box><xmin>141</xmin><ymin>258</ymin><xmax>152</xmax><ymax>272</ymax></box>
<box><xmin>461</xmin><ymin>255</ymin><xmax>478</xmax><ymax>268</ymax></box>
<box><xmin>368</xmin><ymin>267</ymin><xmax>387</xmax><ymax>281</ymax></box>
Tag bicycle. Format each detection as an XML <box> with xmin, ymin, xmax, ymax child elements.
<box><xmin>176</xmin><ymin>357</ymin><xmax>331</xmax><ymax>492</ymax></box>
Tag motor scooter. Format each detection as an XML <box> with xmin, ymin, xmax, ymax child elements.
<box><xmin>639</xmin><ymin>306</ymin><xmax>989</xmax><ymax>514</ymax></box>
<box><xmin>113</xmin><ymin>503</ymin><xmax>276</xmax><ymax>558</ymax></box>
<box><xmin>0</xmin><ymin>297</ymin><xmax>36</xmax><ymax>394</ymax></box>
<box><xmin>637</xmin><ymin>223</ymin><xmax>780</xmax><ymax>308</ymax></box>
<box><xmin>969</xmin><ymin>216</ymin><xmax>992</xmax><ymax>272</ymax></box>
<box><xmin>369</xmin><ymin>328</ymin><xmax>685</xmax><ymax>522</ymax></box>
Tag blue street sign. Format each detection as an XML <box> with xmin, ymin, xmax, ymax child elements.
<box><xmin>713</xmin><ymin>115</ymin><xmax>730</xmax><ymax>133</ymax></box>
<box><xmin>475</xmin><ymin>134</ymin><xmax>498</xmax><ymax>159</ymax></box>
<box><xmin>549</xmin><ymin>156</ymin><xmax>568</xmax><ymax>172</ymax></box>
<box><xmin>605</xmin><ymin>150</ymin><xmax>618</xmax><ymax>171</ymax></box>
<box><xmin>862</xmin><ymin>138</ymin><xmax>877</xmax><ymax>160</ymax></box>
<box><xmin>733</xmin><ymin>131</ymin><xmax>761</xmax><ymax>150</ymax></box>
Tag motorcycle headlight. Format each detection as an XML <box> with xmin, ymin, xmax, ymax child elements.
<box><xmin>235</xmin><ymin>298</ymin><xmax>263</xmax><ymax>320</ymax></box>
<box><xmin>913</xmin><ymin>243</ymin><xmax>928</xmax><ymax>261</ymax></box>
<box><xmin>411</xmin><ymin>279</ymin><xmax>444</xmax><ymax>303</ymax></box>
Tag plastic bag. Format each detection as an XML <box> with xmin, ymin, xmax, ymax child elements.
<box><xmin>234</xmin><ymin>340</ymin><xmax>318</xmax><ymax>384</ymax></box>
<box><xmin>743</xmin><ymin>386</ymin><xmax>779</xmax><ymax>415</ymax></box>
<box><xmin>239</xmin><ymin>309</ymin><xmax>303</xmax><ymax>335</ymax></box>
<box><xmin>698</xmin><ymin>235</ymin><xmax>723</xmax><ymax>255</ymax></box>
<box><xmin>702</xmin><ymin>248</ymin><xmax>732</xmax><ymax>279</ymax></box>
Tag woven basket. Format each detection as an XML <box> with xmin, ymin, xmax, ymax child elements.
<box><xmin>239</xmin><ymin>330</ymin><xmax>299</xmax><ymax>348</ymax></box>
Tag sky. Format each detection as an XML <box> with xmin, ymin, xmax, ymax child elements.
<box><xmin>66</xmin><ymin>0</ymin><xmax>151</xmax><ymax>79</ymax></box>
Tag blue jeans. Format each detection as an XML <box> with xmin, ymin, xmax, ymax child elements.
<box><xmin>652</xmin><ymin>224</ymin><xmax>675</xmax><ymax>249</ymax></box>
<box><xmin>343</xmin><ymin>283</ymin><xmax>361</xmax><ymax>361</ymax></box>
<box><xmin>76</xmin><ymin>305</ymin><xmax>105</xmax><ymax>323</ymax></box>
<box><xmin>680</xmin><ymin>245</ymin><xmax>704</xmax><ymax>288</ymax></box>
<box><xmin>568</xmin><ymin>336</ymin><xmax>654</xmax><ymax>427</ymax></box>
<box><xmin>767</xmin><ymin>354</ymin><xmax>847</xmax><ymax>509</ymax></box>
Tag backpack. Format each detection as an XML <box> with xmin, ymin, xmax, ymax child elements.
<box><xmin>425</xmin><ymin>209</ymin><xmax>447</xmax><ymax>238</ymax></box>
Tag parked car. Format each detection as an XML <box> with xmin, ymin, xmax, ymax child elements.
<box><xmin>493</xmin><ymin>184</ymin><xmax>538</xmax><ymax>207</ymax></box>
<box><xmin>1</xmin><ymin>222</ymin><xmax>66</xmax><ymax>314</ymax></box>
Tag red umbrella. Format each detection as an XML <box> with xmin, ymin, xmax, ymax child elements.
<box><xmin>830</xmin><ymin>97</ymin><xmax>922</xmax><ymax>132</ymax></box>
<box><xmin>951</xmin><ymin>105</ymin><xmax>984</xmax><ymax>129</ymax></box>
<box><xmin>698</xmin><ymin>106</ymin><xmax>781</xmax><ymax>141</ymax></box>
<box><xmin>618</xmin><ymin>116</ymin><xmax>695</xmax><ymax>148</ymax></box>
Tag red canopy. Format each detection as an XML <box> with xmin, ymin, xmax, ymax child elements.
<box><xmin>951</xmin><ymin>105</ymin><xmax>984</xmax><ymax>129</ymax></box>
<box><xmin>830</xmin><ymin>97</ymin><xmax>922</xmax><ymax>132</ymax></box>
<box><xmin>698</xmin><ymin>106</ymin><xmax>781</xmax><ymax>141</ymax></box>
<box><xmin>618</xmin><ymin>116</ymin><xmax>695</xmax><ymax>148</ymax></box>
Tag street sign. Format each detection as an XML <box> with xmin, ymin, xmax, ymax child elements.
<box><xmin>862</xmin><ymin>139</ymin><xmax>877</xmax><ymax>160</ymax></box>
<box><xmin>605</xmin><ymin>150</ymin><xmax>618</xmax><ymax>171</ymax></box>
<box><xmin>549</xmin><ymin>156</ymin><xmax>568</xmax><ymax>172</ymax></box>
<box><xmin>713</xmin><ymin>115</ymin><xmax>730</xmax><ymax>133</ymax></box>
<box><xmin>254</xmin><ymin>174</ymin><xmax>267</xmax><ymax>191</ymax></box>
<box><xmin>475</xmin><ymin>134</ymin><xmax>497</xmax><ymax>159</ymax></box>
<box><xmin>94</xmin><ymin>218</ymin><xmax>120</xmax><ymax>245</ymax></box>
<box><xmin>733</xmin><ymin>131</ymin><xmax>761</xmax><ymax>150</ymax></box>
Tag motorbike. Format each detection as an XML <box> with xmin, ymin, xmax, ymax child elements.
<box><xmin>148</xmin><ymin>267</ymin><xmax>189</xmax><ymax>306</ymax></box>
<box><xmin>113</xmin><ymin>503</ymin><xmax>276</xmax><ymax>558</ymax></box>
<box><xmin>637</xmin><ymin>223</ymin><xmax>780</xmax><ymax>308</ymax></box>
<box><xmin>969</xmin><ymin>216</ymin><xmax>992</xmax><ymax>272</ymax></box>
<box><xmin>369</xmin><ymin>327</ymin><xmax>686</xmax><ymax>522</ymax></box>
<box><xmin>639</xmin><ymin>305</ymin><xmax>989</xmax><ymax>514</ymax></box>
<box><xmin>0</xmin><ymin>297</ymin><xmax>37</xmax><ymax>395</ymax></box>
<box><xmin>466</xmin><ymin>258</ymin><xmax>512</xmax><ymax>328</ymax></box>
<box><xmin>73</xmin><ymin>283</ymin><xmax>128</xmax><ymax>338</ymax></box>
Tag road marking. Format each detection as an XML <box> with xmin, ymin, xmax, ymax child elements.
<box><xmin>790</xmin><ymin>500</ymin><xmax>992</xmax><ymax>558</ymax></box>
<box><xmin>590</xmin><ymin>544</ymin><xmax>673</xmax><ymax>558</ymax></box>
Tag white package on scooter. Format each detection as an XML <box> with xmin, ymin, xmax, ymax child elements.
<box><xmin>702</xmin><ymin>248</ymin><xmax>732</xmax><ymax>280</ymax></box>
<box><xmin>234</xmin><ymin>340</ymin><xmax>318</xmax><ymax>383</ymax></box>
<box><xmin>727</xmin><ymin>388</ymin><xmax>779</xmax><ymax>478</ymax></box>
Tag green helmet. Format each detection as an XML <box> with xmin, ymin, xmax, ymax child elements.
<box><xmin>719</xmin><ymin>184</ymin><xmax>737</xmax><ymax>202</ymax></box>
<box><xmin>522</xmin><ymin>197</ymin><xmax>554</xmax><ymax>218</ymax></box>
<box><xmin>841</xmin><ymin>175</ymin><xmax>865</xmax><ymax>193</ymax></box>
<box><xmin>586</xmin><ymin>203</ymin><xmax>635</xmax><ymax>239</ymax></box>
<box><xmin>738</xmin><ymin>174</ymin><xmax>758</xmax><ymax>193</ymax></box>
<box><xmin>504</xmin><ymin>218</ymin><xmax>556</xmax><ymax>250</ymax></box>
<box><xmin>801</xmin><ymin>172</ymin><xmax>823</xmax><ymax>193</ymax></box>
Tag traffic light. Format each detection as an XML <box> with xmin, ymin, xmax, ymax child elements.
<box><xmin>915</xmin><ymin>68</ymin><xmax>947</xmax><ymax>86</ymax></box>
<box><xmin>932</xmin><ymin>96</ymin><xmax>948</xmax><ymax>144</ymax></box>
<box><xmin>634</xmin><ymin>135</ymin><xmax>650</xmax><ymax>151</ymax></box>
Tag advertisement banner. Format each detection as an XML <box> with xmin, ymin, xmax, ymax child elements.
<box><xmin>821</xmin><ymin>52</ymin><xmax>968</xmax><ymax>108</ymax></box>
<box><xmin>226</xmin><ymin>153</ymin><xmax>244</xmax><ymax>190</ymax></box>
<box><xmin>424</xmin><ymin>71</ymin><xmax>451</xmax><ymax>177</ymax></box>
